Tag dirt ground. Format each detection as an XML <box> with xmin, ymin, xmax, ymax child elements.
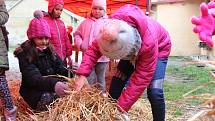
<box><xmin>165</xmin><ymin>56</ymin><xmax>214</xmax><ymax>121</ymax></box>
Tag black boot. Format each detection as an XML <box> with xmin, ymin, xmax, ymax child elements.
<box><xmin>147</xmin><ymin>88</ymin><xmax>165</xmax><ymax>121</ymax></box>
<box><xmin>109</xmin><ymin>76</ymin><xmax>127</xmax><ymax>100</ymax></box>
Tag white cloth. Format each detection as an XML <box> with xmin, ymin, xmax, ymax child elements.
<box><xmin>96</xmin><ymin>19</ymin><xmax>141</xmax><ymax>60</ymax></box>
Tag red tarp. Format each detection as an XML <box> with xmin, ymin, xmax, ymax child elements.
<box><xmin>63</xmin><ymin>0</ymin><xmax>148</xmax><ymax>17</ymax></box>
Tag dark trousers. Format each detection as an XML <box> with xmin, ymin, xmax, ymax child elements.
<box><xmin>109</xmin><ymin>60</ymin><xmax>134</xmax><ymax>99</ymax></box>
<box><xmin>35</xmin><ymin>92</ymin><xmax>58</xmax><ymax>111</ymax></box>
<box><xmin>109</xmin><ymin>59</ymin><xmax>167</xmax><ymax>121</ymax></box>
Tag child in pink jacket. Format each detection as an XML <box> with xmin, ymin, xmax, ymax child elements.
<box><xmin>44</xmin><ymin>0</ymin><xmax>72</xmax><ymax>64</ymax></box>
<box><xmin>74</xmin><ymin>4</ymin><xmax>171</xmax><ymax>121</ymax></box>
<box><xmin>74</xmin><ymin>0</ymin><xmax>109</xmax><ymax>96</ymax></box>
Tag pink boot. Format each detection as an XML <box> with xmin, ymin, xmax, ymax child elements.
<box><xmin>4</xmin><ymin>106</ymin><xmax>17</xmax><ymax>121</ymax></box>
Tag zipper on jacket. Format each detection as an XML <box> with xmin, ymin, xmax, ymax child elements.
<box><xmin>54</xmin><ymin>19</ymin><xmax>64</xmax><ymax>59</ymax></box>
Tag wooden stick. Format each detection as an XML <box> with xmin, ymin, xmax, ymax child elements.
<box><xmin>183</xmin><ymin>81</ymin><xmax>215</xmax><ymax>97</ymax></box>
<box><xmin>187</xmin><ymin>110</ymin><xmax>208</xmax><ymax>121</ymax></box>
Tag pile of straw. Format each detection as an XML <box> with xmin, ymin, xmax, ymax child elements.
<box><xmin>1</xmin><ymin>80</ymin><xmax>152</xmax><ymax>121</ymax></box>
<box><xmin>17</xmin><ymin>89</ymin><xmax>151</xmax><ymax>121</ymax></box>
<box><xmin>18</xmin><ymin>88</ymin><xmax>118</xmax><ymax>121</ymax></box>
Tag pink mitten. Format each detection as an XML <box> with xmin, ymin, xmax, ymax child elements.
<box><xmin>191</xmin><ymin>3</ymin><xmax>215</xmax><ymax>47</ymax></box>
<box><xmin>54</xmin><ymin>82</ymin><xmax>70</xmax><ymax>97</ymax></box>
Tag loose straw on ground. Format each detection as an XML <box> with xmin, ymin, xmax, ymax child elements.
<box><xmin>1</xmin><ymin>78</ymin><xmax>153</xmax><ymax>121</ymax></box>
<box><xmin>186</xmin><ymin>93</ymin><xmax>215</xmax><ymax>121</ymax></box>
<box><xmin>17</xmin><ymin>88</ymin><xmax>154</xmax><ymax>121</ymax></box>
<box><xmin>18</xmin><ymin>88</ymin><xmax>119</xmax><ymax>121</ymax></box>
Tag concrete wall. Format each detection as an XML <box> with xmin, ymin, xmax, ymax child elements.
<box><xmin>6</xmin><ymin>0</ymin><xmax>76</xmax><ymax>47</ymax></box>
<box><xmin>154</xmin><ymin>0</ymin><xmax>204</xmax><ymax>56</ymax></box>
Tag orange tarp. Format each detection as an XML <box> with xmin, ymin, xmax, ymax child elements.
<box><xmin>63</xmin><ymin>0</ymin><xmax>147</xmax><ymax>17</ymax></box>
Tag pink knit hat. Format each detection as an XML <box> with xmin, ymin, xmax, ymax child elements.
<box><xmin>96</xmin><ymin>19</ymin><xmax>142</xmax><ymax>60</ymax></box>
<box><xmin>27</xmin><ymin>10</ymin><xmax>51</xmax><ymax>40</ymax></box>
<box><xmin>91</xmin><ymin>0</ymin><xmax>107</xmax><ymax>11</ymax></box>
<box><xmin>48</xmin><ymin>0</ymin><xmax>64</xmax><ymax>13</ymax></box>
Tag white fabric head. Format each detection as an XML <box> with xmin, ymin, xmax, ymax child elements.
<box><xmin>96</xmin><ymin>19</ymin><xmax>141</xmax><ymax>60</ymax></box>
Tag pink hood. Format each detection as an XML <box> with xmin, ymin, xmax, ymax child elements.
<box><xmin>48</xmin><ymin>0</ymin><xmax>64</xmax><ymax>13</ymax></box>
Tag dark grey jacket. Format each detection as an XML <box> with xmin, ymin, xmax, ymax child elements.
<box><xmin>0</xmin><ymin>0</ymin><xmax>9</xmax><ymax>70</ymax></box>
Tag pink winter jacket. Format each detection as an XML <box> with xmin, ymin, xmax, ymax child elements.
<box><xmin>76</xmin><ymin>4</ymin><xmax>171</xmax><ymax>112</ymax></box>
<box><xmin>74</xmin><ymin>16</ymin><xmax>109</xmax><ymax>62</ymax></box>
<box><xmin>44</xmin><ymin>15</ymin><xmax>72</xmax><ymax>60</ymax></box>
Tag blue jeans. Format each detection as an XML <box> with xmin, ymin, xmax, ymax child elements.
<box><xmin>109</xmin><ymin>59</ymin><xmax>167</xmax><ymax>121</ymax></box>
<box><xmin>147</xmin><ymin>59</ymin><xmax>167</xmax><ymax>121</ymax></box>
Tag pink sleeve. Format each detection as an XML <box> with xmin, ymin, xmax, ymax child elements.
<box><xmin>64</xmin><ymin>27</ymin><xmax>73</xmax><ymax>57</ymax></box>
<box><xmin>75</xmin><ymin>41</ymin><xmax>102</xmax><ymax>76</ymax></box>
<box><xmin>74</xmin><ymin>23</ymin><xmax>84</xmax><ymax>50</ymax></box>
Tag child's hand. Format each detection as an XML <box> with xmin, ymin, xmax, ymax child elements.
<box><xmin>114</xmin><ymin>109</ymin><xmax>130</xmax><ymax>121</ymax></box>
<box><xmin>54</xmin><ymin>82</ymin><xmax>70</xmax><ymax>97</ymax></box>
<box><xmin>74</xmin><ymin>75</ymin><xmax>89</xmax><ymax>91</ymax></box>
<box><xmin>191</xmin><ymin>2</ymin><xmax>215</xmax><ymax>47</ymax></box>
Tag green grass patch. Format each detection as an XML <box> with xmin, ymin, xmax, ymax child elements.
<box><xmin>173</xmin><ymin>108</ymin><xmax>183</xmax><ymax>116</ymax></box>
<box><xmin>168</xmin><ymin>56</ymin><xmax>193</xmax><ymax>61</ymax></box>
<box><xmin>164</xmin><ymin>64</ymin><xmax>215</xmax><ymax>117</ymax></box>
<box><xmin>165</xmin><ymin>65</ymin><xmax>214</xmax><ymax>101</ymax></box>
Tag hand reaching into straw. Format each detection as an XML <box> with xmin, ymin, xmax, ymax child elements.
<box><xmin>115</xmin><ymin>109</ymin><xmax>130</xmax><ymax>121</ymax></box>
<box><xmin>191</xmin><ymin>2</ymin><xmax>215</xmax><ymax>47</ymax></box>
<box><xmin>52</xmin><ymin>75</ymin><xmax>90</xmax><ymax>91</ymax></box>
<box><xmin>74</xmin><ymin>75</ymin><xmax>90</xmax><ymax>91</ymax></box>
